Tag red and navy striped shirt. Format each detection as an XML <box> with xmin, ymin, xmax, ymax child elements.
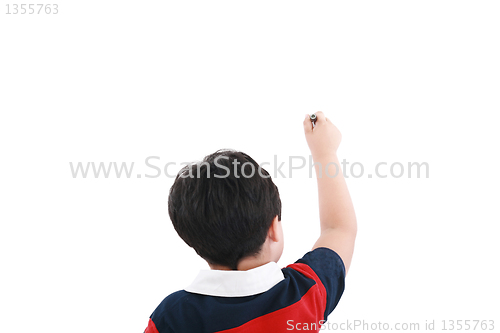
<box><xmin>145</xmin><ymin>247</ymin><xmax>345</xmax><ymax>333</ymax></box>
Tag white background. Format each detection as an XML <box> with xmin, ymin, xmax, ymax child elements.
<box><xmin>1</xmin><ymin>1</ymin><xmax>499</xmax><ymax>332</ymax></box>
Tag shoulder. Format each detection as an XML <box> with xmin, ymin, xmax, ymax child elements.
<box><xmin>283</xmin><ymin>247</ymin><xmax>346</xmax><ymax>320</ymax></box>
<box><xmin>149</xmin><ymin>290</ymin><xmax>202</xmax><ymax>332</ymax></box>
<box><xmin>297</xmin><ymin>247</ymin><xmax>345</xmax><ymax>272</ymax></box>
<box><xmin>283</xmin><ymin>247</ymin><xmax>344</xmax><ymax>289</ymax></box>
<box><xmin>157</xmin><ymin>290</ymin><xmax>190</xmax><ymax>308</ymax></box>
<box><xmin>286</xmin><ymin>247</ymin><xmax>345</xmax><ymax>279</ymax></box>
<box><xmin>153</xmin><ymin>289</ymin><xmax>204</xmax><ymax>315</ymax></box>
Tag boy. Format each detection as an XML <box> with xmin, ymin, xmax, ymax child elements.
<box><xmin>144</xmin><ymin>112</ymin><xmax>357</xmax><ymax>332</ymax></box>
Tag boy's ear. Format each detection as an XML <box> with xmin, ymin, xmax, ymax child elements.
<box><xmin>268</xmin><ymin>215</ymin><xmax>280</xmax><ymax>242</ymax></box>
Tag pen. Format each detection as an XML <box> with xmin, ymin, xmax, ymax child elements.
<box><xmin>310</xmin><ymin>113</ymin><xmax>317</xmax><ymax>127</ymax></box>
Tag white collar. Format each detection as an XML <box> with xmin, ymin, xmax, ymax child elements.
<box><xmin>184</xmin><ymin>261</ymin><xmax>285</xmax><ymax>297</ymax></box>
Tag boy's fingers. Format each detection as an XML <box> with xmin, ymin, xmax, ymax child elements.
<box><xmin>304</xmin><ymin>111</ymin><xmax>330</xmax><ymax>133</ymax></box>
<box><xmin>314</xmin><ymin>111</ymin><xmax>326</xmax><ymax>124</ymax></box>
<box><xmin>303</xmin><ymin>114</ymin><xmax>313</xmax><ymax>133</ymax></box>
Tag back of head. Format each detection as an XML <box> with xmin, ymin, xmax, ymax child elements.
<box><xmin>168</xmin><ymin>149</ymin><xmax>282</xmax><ymax>270</ymax></box>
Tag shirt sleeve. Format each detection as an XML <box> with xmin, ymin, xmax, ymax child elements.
<box><xmin>293</xmin><ymin>247</ymin><xmax>346</xmax><ymax>319</ymax></box>
<box><xmin>144</xmin><ymin>318</ymin><xmax>159</xmax><ymax>333</ymax></box>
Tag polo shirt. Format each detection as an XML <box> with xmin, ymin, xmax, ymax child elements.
<box><xmin>144</xmin><ymin>247</ymin><xmax>345</xmax><ymax>333</ymax></box>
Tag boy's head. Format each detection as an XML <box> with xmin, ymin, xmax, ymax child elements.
<box><xmin>168</xmin><ymin>149</ymin><xmax>282</xmax><ymax>270</ymax></box>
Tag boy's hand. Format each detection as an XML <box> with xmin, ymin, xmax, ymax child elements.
<box><xmin>303</xmin><ymin>111</ymin><xmax>342</xmax><ymax>160</ymax></box>
<box><xmin>302</xmin><ymin>111</ymin><xmax>357</xmax><ymax>274</ymax></box>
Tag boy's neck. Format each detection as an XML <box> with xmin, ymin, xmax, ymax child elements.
<box><xmin>207</xmin><ymin>234</ymin><xmax>282</xmax><ymax>271</ymax></box>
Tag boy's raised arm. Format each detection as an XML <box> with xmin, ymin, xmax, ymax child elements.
<box><xmin>303</xmin><ymin>112</ymin><xmax>357</xmax><ymax>274</ymax></box>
